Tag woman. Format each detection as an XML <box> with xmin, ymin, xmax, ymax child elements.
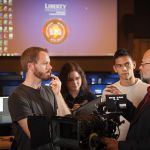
<box><xmin>59</xmin><ymin>62</ymin><xmax>96</xmax><ymax>111</ymax></box>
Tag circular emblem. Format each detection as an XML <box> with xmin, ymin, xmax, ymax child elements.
<box><xmin>43</xmin><ymin>19</ymin><xmax>68</xmax><ymax>44</ymax></box>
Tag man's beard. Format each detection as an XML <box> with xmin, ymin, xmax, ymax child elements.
<box><xmin>34</xmin><ymin>68</ymin><xmax>51</xmax><ymax>80</ymax></box>
<box><xmin>140</xmin><ymin>73</ymin><xmax>150</xmax><ymax>84</ymax></box>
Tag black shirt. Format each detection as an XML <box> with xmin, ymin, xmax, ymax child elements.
<box><xmin>63</xmin><ymin>90</ymin><xmax>96</xmax><ymax>109</ymax></box>
<box><xmin>8</xmin><ymin>84</ymin><xmax>57</xmax><ymax>150</ymax></box>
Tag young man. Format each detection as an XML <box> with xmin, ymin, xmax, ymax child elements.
<box><xmin>102</xmin><ymin>49</ymin><xmax>149</xmax><ymax>140</ymax></box>
<box><xmin>101</xmin><ymin>49</ymin><xmax>150</xmax><ymax>150</ymax></box>
<box><xmin>8</xmin><ymin>47</ymin><xmax>71</xmax><ymax>150</ymax></box>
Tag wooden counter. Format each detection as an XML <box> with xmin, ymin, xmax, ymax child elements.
<box><xmin>0</xmin><ymin>136</ymin><xmax>13</xmax><ymax>150</ymax></box>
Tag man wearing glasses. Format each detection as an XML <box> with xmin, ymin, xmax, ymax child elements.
<box><xmin>101</xmin><ymin>49</ymin><xmax>150</xmax><ymax>150</ymax></box>
<box><xmin>102</xmin><ymin>49</ymin><xmax>149</xmax><ymax>141</ymax></box>
<box><xmin>139</xmin><ymin>53</ymin><xmax>150</xmax><ymax>84</ymax></box>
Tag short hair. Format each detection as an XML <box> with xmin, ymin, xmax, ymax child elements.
<box><xmin>21</xmin><ymin>47</ymin><xmax>48</xmax><ymax>72</ymax></box>
<box><xmin>113</xmin><ymin>48</ymin><xmax>134</xmax><ymax>62</ymax></box>
<box><xmin>59</xmin><ymin>61</ymin><xmax>89</xmax><ymax>93</ymax></box>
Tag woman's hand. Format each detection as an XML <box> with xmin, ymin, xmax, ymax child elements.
<box><xmin>71</xmin><ymin>103</ymin><xmax>81</xmax><ymax>111</ymax></box>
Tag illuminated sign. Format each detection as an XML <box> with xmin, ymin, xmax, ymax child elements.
<box><xmin>44</xmin><ymin>3</ymin><xmax>66</xmax><ymax>16</ymax></box>
<box><xmin>43</xmin><ymin>19</ymin><xmax>68</xmax><ymax>44</ymax></box>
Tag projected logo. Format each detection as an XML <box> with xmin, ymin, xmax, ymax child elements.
<box><xmin>43</xmin><ymin>19</ymin><xmax>68</xmax><ymax>44</ymax></box>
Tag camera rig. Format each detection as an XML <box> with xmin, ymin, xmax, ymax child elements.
<box><xmin>51</xmin><ymin>94</ymin><xmax>127</xmax><ymax>150</ymax></box>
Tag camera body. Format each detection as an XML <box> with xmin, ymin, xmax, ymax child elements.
<box><xmin>106</xmin><ymin>94</ymin><xmax>127</xmax><ymax>113</ymax></box>
<box><xmin>51</xmin><ymin>95</ymin><xmax>127</xmax><ymax>150</ymax></box>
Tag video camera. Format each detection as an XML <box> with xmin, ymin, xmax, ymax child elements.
<box><xmin>51</xmin><ymin>94</ymin><xmax>127</xmax><ymax>150</ymax></box>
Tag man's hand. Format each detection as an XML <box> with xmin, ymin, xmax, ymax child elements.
<box><xmin>49</xmin><ymin>75</ymin><xmax>71</xmax><ymax>116</ymax></box>
<box><xmin>104</xmin><ymin>85</ymin><xmax>122</xmax><ymax>95</ymax></box>
<box><xmin>50</xmin><ymin>75</ymin><xmax>61</xmax><ymax>95</ymax></box>
<box><xmin>101</xmin><ymin>137</ymin><xmax>118</xmax><ymax>150</ymax></box>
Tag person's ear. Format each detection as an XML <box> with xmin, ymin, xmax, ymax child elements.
<box><xmin>27</xmin><ymin>62</ymin><xmax>34</xmax><ymax>71</ymax></box>
<box><xmin>133</xmin><ymin>61</ymin><xmax>136</xmax><ymax>69</ymax></box>
<box><xmin>113</xmin><ymin>65</ymin><xmax>117</xmax><ymax>73</ymax></box>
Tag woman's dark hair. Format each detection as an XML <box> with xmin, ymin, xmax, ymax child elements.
<box><xmin>59</xmin><ymin>61</ymin><xmax>89</xmax><ymax>94</ymax></box>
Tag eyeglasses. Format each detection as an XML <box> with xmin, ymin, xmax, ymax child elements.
<box><xmin>115</xmin><ymin>62</ymin><xmax>131</xmax><ymax>69</ymax></box>
<box><xmin>140</xmin><ymin>62</ymin><xmax>150</xmax><ymax>66</ymax></box>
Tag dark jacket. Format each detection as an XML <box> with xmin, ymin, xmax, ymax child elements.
<box><xmin>63</xmin><ymin>90</ymin><xmax>96</xmax><ymax>109</ymax></box>
<box><xmin>119</xmin><ymin>92</ymin><xmax>150</xmax><ymax>150</ymax></box>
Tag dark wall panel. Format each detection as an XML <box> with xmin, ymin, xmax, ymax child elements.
<box><xmin>134</xmin><ymin>0</ymin><xmax>150</xmax><ymax>38</ymax></box>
